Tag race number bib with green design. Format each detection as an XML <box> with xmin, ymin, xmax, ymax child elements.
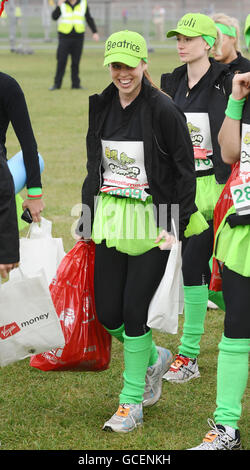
<box><xmin>240</xmin><ymin>123</ymin><xmax>250</xmax><ymax>174</ymax></box>
<box><xmin>230</xmin><ymin>176</ymin><xmax>250</xmax><ymax>215</ymax></box>
<box><xmin>194</xmin><ymin>157</ymin><xmax>214</xmax><ymax>172</ymax></box>
<box><xmin>230</xmin><ymin>123</ymin><xmax>250</xmax><ymax>215</ymax></box>
<box><xmin>185</xmin><ymin>112</ymin><xmax>214</xmax><ymax>171</ymax></box>
<box><xmin>100</xmin><ymin>140</ymin><xmax>149</xmax><ymax>201</ymax></box>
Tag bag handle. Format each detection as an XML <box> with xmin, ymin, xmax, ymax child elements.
<box><xmin>171</xmin><ymin>218</ymin><xmax>179</xmax><ymax>242</ymax></box>
<box><xmin>26</xmin><ymin>217</ymin><xmax>52</xmax><ymax>239</ymax></box>
<box><xmin>0</xmin><ymin>266</ymin><xmax>26</xmax><ymax>287</ymax></box>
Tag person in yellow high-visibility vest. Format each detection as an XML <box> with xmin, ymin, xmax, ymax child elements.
<box><xmin>49</xmin><ymin>0</ymin><xmax>99</xmax><ymax>90</ymax></box>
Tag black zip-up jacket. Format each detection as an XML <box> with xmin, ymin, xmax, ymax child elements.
<box><xmin>161</xmin><ymin>58</ymin><xmax>233</xmax><ymax>184</ymax></box>
<box><xmin>228</xmin><ymin>52</ymin><xmax>250</xmax><ymax>74</ymax></box>
<box><xmin>79</xmin><ymin>77</ymin><xmax>196</xmax><ymax>241</ymax></box>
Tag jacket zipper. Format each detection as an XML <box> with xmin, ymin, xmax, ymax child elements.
<box><xmin>94</xmin><ymin>160</ymin><xmax>102</xmax><ymax>214</ymax></box>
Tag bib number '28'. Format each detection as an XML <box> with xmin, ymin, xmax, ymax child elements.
<box><xmin>230</xmin><ymin>176</ymin><xmax>250</xmax><ymax>215</ymax></box>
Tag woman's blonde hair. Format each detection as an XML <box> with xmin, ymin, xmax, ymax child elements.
<box><xmin>211</xmin><ymin>12</ymin><xmax>241</xmax><ymax>52</ymax></box>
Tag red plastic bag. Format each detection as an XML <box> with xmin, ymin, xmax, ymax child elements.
<box><xmin>210</xmin><ymin>162</ymin><xmax>240</xmax><ymax>291</ymax></box>
<box><xmin>30</xmin><ymin>240</ymin><xmax>111</xmax><ymax>371</ymax></box>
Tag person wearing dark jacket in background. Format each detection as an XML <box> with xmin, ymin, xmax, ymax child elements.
<box><xmin>50</xmin><ymin>0</ymin><xmax>99</xmax><ymax>90</ymax></box>
<box><xmin>161</xmin><ymin>13</ymin><xmax>234</xmax><ymax>385</ymax></box>
<box><xmin>0</xmin><ymin>72</ymin><xmax>43</xmax><ymax>276</ymax></box>
<box><xmin>0</xmin><ymin>71</ymin><xmax>44</xmax><ymax>225</ymax></box>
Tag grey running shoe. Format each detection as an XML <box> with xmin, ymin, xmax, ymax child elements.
<box><xmin>162</xmin><ymin>354</ymin><xmax>200</xmax><ymax>383</ymax></box>
<box><xmin>143</xmin><ymin>347</ymin><xmax>173</xmax><ymax>407</ymax></box>
<box><xmin>189</xmin><ymin>419</ymin><xmax>242</xmax><ymax>450</ymax></box>
<box><xmin>102</xmin><ymin>403</ymin><xmax>143</xmax><ymax>433</ymax></box>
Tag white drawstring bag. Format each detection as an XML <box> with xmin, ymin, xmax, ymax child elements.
<box><xmin>147</xmin><ymin>220</ymin><xmax>184</xmax><ymax>334</ymax></box>
<box><xmin>9</xmin><ymin>217</ymin><xmax>65</xmax><ymax>285</ymax></box>
<box><xmin>0</xmin><ymin>268</ymin><xmax>65</xmax><ymax>367</ymax></box>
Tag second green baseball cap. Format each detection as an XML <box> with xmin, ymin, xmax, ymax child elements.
<box><xmin>104</xmin><ymin>30</ymin><xmax>148</xmax><ymax>67</ymax></box>
<box><xmin>167</xmin><ymin>13</ymin><xmax>217</xmax><ymax>39</ymax></box>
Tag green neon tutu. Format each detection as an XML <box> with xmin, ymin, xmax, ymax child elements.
<box><xmin>184</xmin><ymin>210</ymin><xmax>209</xmax><ymax>238</ymax></box>
<box><xmin>195</xmin><ymin>174</ymin><xmax>225</xmax><ymax>221</ymax></box>
<box><xmin>92</xmin><ymin>193</ymin><xmax>162</xmax><ymax>255</ymax></box>
<box><xmin>92</xmin><ymin>193</ymin><xmax>209</xmax><ymax>255</ymax></box>
<box><xmin>215</xmin><ymin>205</ymin><xmax>250</xmax><ymax>277</ymax></box>
<box><xmin>15</xmin><ymin>193</ymin><xmax>28</xmax><ymax>231</ymax></box>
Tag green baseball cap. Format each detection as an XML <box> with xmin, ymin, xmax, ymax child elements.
<box><xmin>104</xmin><ymin>30</ymin><xmax>148</xmax><ymax>67</ymax></box>
<box><xmin>244</xmin><ymin>14</ymin><xmax>250</xmax><ymax>48</ymax></box>
<box><xmin>167</xmin><ymin>13</ymin><xmax>217</xmax><ymax>39</ymax></box>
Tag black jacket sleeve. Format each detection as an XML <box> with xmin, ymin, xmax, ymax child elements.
<box><xmin>52</xmin><ymin>6</ymin><xmax>61</xmax><ymax>20</ymax></box>
<box><xmin>3</xmin><ymin>76</ymin><xmax>41</xmax><ymax>189</ymax></box>
<box><xmin>85</xmin><ymin>6</ymin><xmax>98</xmax><ymax>33</ymax></box>
<box><xmin>0</xmin><ymin>154</ymin><xmax>19</xmax><ymax>264</ymax></box>
<box><xmin>158</xmin><ymin>97</ymin><xmax>196</xmax><ymax>240</ymax></box>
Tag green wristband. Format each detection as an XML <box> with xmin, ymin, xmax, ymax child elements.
<box><xmin>27</xmin><ymin>187</ymin><xmax>43</xmax><ymax>199</ymax></box>
<box><xmin>225</xmin><ymin>94</ymin><xmax>246</xmax><ymax>120</ymax></box>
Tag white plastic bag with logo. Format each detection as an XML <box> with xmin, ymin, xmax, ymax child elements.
<box><xmin>10</xmin><ymin>217</ymin><xmax>65</xmax><ymax>285</ymax></box>
<box><xmin>147</xmin><ymin>220</ymin><xmax>184</xmax><ymax>334</ymax></box>
<box><xmin>0</xmin><ymin>268</ymin><xmax>65</xmax><ymax>367</ymax></box>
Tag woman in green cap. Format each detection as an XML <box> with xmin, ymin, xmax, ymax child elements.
<box><xmin>190</xmin><ymin>71</ymin><xmax>250</xmax><ymax>451</ymax></box>
<box><xmin>77</xmin><ymin>29</ymin><xmax>197</xmax><ymax>433</ymax></box>
<box><xmin>161</xmin><ymin>13</ymin><xmax>234</xmax><ymax>384</ymax></box>
<box><xmin>211</xmin><ymin>13</ymin><xmax>250</xmax><ymax>72</ymax></box>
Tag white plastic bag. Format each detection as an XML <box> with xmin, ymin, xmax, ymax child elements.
<box><xmin>10</xmin><ymin>217</ymin><xmax>65</xmax><ymax>285</ymax></box>
<box><xmin>147</xmin><ymin>221</ymin><xmax>184</xmax><ymax>334</ymax></box>
<box><xmin>0</xmin><ymin>268</ymin><xmax>65</xmax><ymax>367</ymax></box>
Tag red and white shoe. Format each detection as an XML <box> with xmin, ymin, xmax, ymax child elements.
<box><xmin>162</xmin><ymin>354</ymin><xmax>200</xmax><ymax>383</ymax></box>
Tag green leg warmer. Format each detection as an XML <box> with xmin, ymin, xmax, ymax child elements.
<box><xmin>179</xmin><ymin>284</ymin><xmax>208</xmax><ymax>359</ymax></box>
<box><xmin>105</xmin><ymin>324</ymin><xmax>158</xmax><ymax>366</ymax></box>
<box><xmin>214</xmin><ymin>334</ymin><xmax>250</xmax><ymax>429</ymax></box>
<box><xmin>105</xmin><ymin>324</ymin><xmax>125</xmax><ymax>343</ymax></box>
<box><xmin>120</xmin><ymin>330</ymin><xmax>153</xmax><ymax>404</ymax></box>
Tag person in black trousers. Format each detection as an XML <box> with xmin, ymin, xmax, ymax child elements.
<box><xmin>50</xmin><ymin>0</ymin><xmax>99</xmax><ymax>90</ymax></box>
<box><xmin>0</xmin><ymin>153</ymin><xmax>19</xmax><ymax>279</ymax></box>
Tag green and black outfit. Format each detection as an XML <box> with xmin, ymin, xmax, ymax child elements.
<box><xmin>211</xmin><ymin>97</ymin><xmax>250</xmax><ymax>431</ymax></box>
<box><xmin>0</xmin><ymin>72</ymin><xmax>42</xmax><ymax>263</ymax></box>
<box><xmin>161</xmin><ymin>58</ymin><xmax>233</xmax><ymax>358</ymax></box>
<box><xmin>79</xmin><ymin>77</ymin><xmax>196</xmax><ymax>404</ymax></box>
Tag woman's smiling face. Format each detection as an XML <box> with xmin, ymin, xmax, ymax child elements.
<box><xmin>109</xmin><ymin>61</ymin><xmax>147</xmax><ymax>103</ymax></box>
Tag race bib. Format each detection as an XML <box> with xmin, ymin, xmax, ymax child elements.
<box><xmin>240</xmin><ymin>123</ymin><xmax>250</xmax><ymax>174</ymax></box>
<box><xmin>101</xmin><ymin>140</ymin><xmax>149</xmax><ymax>200</ymax></box>
<box><xmin>230</xmin><ymin>175</ymin><xmax>250</xmax><ymax>215</ymax></box>
<box><xmin>195</xmin><ymin>157</ymin><xmax>214</xmax><ymax>172</ymax></box>
<box><xmin>185</xmin><ymin>112</ymin><xmax>214</xmax><ymax>171</ymax></box>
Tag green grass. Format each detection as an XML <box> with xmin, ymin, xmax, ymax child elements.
<box><xmin>0</xmin><ymin>45</ymin><xmax>249</xmax><ymax>451</ymax></box>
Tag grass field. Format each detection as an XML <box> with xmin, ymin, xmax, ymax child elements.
<box><xmin>0</xmin><ymin>43</ymin><xmax>249</xmax><ymax>453</ymax></box>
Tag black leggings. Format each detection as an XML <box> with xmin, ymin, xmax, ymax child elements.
<box><xmin>182</xmin><ymin>220</ymin><xmax>214</xmax><ymax>286</ymax></box>
<box><xmin>94</xmin><ymin>241</ymin><xmax>170</xmax><ymax>337</ymax></box>
<box><xmin>222</xmin><ymin>265</ymin><xmax>250</xmax><ymax>339</ymax></box>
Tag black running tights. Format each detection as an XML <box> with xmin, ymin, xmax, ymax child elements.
<box><xmin>94</xmin><ymin>241</ymin><xmax>170</xmax><ymax>337</ymax></box>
